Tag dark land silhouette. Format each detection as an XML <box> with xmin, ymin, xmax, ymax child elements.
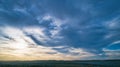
<box><xmin>0</xmin><ymin>60</ymin><xmax>120</xmax><ymax>67</ymax></box>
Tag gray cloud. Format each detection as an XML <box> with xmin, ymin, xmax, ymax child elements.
<box><xmin>0</xmin><ymin>0</ymin><xmax>120</xmax><ymax>60</ymax></box>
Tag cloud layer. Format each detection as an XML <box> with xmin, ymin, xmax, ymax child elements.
<box><xmin>0</xmin><ymin>0</ymin><xmax>120</xmax><ymax>60</ymax></box>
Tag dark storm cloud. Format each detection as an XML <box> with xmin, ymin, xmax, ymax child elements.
<box><xmin>0</xmin><ymin>0</ymin><xmax>120</xmax><ymax>59</ymax></box>
<box><xmin>0</xmin><ymin>0</ymin><xmax>43</xmax><ymax>27</ymax></box>
<box><xmin>40</xmin><ymin>0</ymin><xmax>120</xmax><ymax>54</ymax></box>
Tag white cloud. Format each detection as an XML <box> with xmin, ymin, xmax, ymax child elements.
<box><xmin>103</xmin><ymin>49</ymin><xmax>120</xmax><ymax>59</ymax></box>
<box><xmin>103</xmin><ymin>40</ymin><xmax>120</xmax><ymax>50</ymax></box>
<box><xmin>105</xmin><ymin>16</ymin><xmax>120</xmax><ymax>30</ymax></box>
<box><xmin>68</xmin><ymin>47</ymin><xmax>95</xmax><ymax>59</ymax></box>
<box><xmin>0</xmin><ymin>26</ymin><xmax>95</xmax><ymax>60</ymax></box>
<box><xmin>102</xmin><ymin>42</ymin><xmax>120</xmax><ymax>59</ymax></box>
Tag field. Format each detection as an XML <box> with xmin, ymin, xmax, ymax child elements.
<box><xmin>0</xmin><ymin>60</ymin><xmax>120</xmax><ymax>67</ymax></box>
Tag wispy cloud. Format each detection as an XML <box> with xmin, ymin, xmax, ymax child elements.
<box><xmin>0</xmin><ymin>26</ymin><xmax>95</xmax><ymax>60</ymax></box>
<box><xmin>0</xmin><ymin>0</ymin><xmax>120</xmax><ymax>60</ymax></box>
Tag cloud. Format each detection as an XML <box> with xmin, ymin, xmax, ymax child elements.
<box><xmin>102</xmin><ymin>49</ymin><xmax>120</xmax><ymax>59</ymax></box>
<box><xmin>0</xmin><ymin>26</ymin><xmax>95</xmax><ymax>60</ymax></box>
<box><xmin>0</xmin><ymin>0</ymin><xmax>120</xmax><ymax>60</ymax></box>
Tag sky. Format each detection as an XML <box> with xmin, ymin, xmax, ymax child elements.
<box><xmin>0</xmin><ymin>0</ymin><xmax>120</xmax><ymax>61</ymax></box>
